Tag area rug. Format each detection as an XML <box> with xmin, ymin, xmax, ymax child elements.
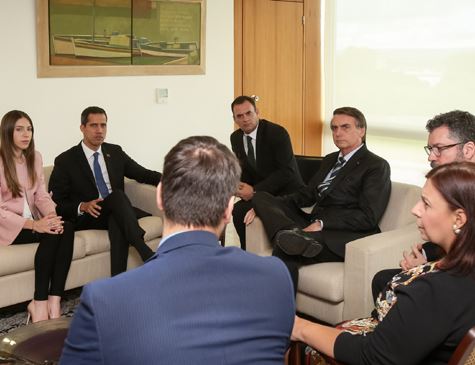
<box><xmin>0</xmin><ymin>288</ymin><xmax>82</xmax><ymax>336</ymax></box>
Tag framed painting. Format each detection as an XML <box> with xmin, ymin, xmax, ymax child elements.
<box><xmin>36</xmin><ymin>0</ymin><xmax>206</xmax><ymax>77</ymax></box>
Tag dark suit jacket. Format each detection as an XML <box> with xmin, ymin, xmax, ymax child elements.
<box><xmin>285</xmin><ymin>144</ymin><xmax>391</xmax><ymax>257</ymax></box>
<box><xmin>49</xmin><ymin>142</ymin><xmax>161</xmax><ymax>221</ymax></box>
<box><xmin>60</xmin><ymin>230</ymin><xmax>295</xmax><ymax>365</ymax></box>
<box><xmin>231</xmin><ymin>119</ymin><xmax>303</xmax><ymax>196</ymax></box>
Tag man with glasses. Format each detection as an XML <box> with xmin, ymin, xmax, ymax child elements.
<box><xmin>372</xmin><ymin>110</ymin><xmax>475</xmax><ymax>299</ymax></box>
<box><xmin>230</xmin><ymin>95</ymin><xmax>303</xmax><ymax>249</ymax></box>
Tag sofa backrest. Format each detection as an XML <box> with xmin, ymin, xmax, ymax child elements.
<box><xmin>379</xmin><ymin>181</ymin><xmax>421</xmax><ymax>232</ymax></box>
<box><xmin>44</xmin><ymin>166</ymin><xmax>54</xmax><ymax>190</ymax></box>
<box><xmin>295</xmin><ymin>155</ymin><xmax>323</xmax><ymax>185</ymax></box>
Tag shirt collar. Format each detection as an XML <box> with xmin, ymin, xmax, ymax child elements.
<box><xmin>244</xmin><ymin>121</ymin><xmax>259</xmax><ymax>140</ymax></box>
<box><xmin>339</xmin><ymin>143</ymin><xmax>364</xmax><ymax>162</ymax></box>
<box><xmin>81</xmin><ymin>141</ymin><xmax>103</xmax><ymax>160</ymax></box>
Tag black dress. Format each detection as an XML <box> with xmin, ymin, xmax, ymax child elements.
<box><xmin>333</xmin><ymin>262</ymin><xmax>475</xmax><ymax>365</ymax></box>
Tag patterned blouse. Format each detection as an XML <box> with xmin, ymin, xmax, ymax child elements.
<box><xmin>338</xmin><ymin>261</ymin><xmax>439</xmax><ymax>335</ymax></box>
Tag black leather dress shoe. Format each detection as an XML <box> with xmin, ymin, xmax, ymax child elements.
<box><xmin>273</xmin><ymin>228</ymin><xmax>323</xmax><ymax>258</ymax></box>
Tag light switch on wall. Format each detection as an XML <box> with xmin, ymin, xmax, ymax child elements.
<box><xmin>156</xmin><ymin>88</ymin><xmax>168</xmax><ymax>104</ymax></box>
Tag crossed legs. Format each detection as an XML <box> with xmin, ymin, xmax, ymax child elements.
<box><xmin>75</xmin><ymin>190</ymin><xmax>154</xmax><ymax>276</ymax></box>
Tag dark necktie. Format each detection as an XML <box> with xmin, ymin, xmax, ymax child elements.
<box><xmin>93</xmin><ymin>152</ymin><xmax>110</xmax><ymax>198</ymax></box>
<box><xmin>317</xmin><ymin>156</ymin><xmax>346</xmax><ymax>194</ymax></box>
<box><xmin>246</xmin><ymin>136</ymin><xmax>256</xmax><ymax>168</ymax></box>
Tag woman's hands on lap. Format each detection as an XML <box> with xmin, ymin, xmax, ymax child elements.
<box><xmin>34</xmin><ymin>213</ymin><xmax>64</xmax><ymax>234</ymax></box>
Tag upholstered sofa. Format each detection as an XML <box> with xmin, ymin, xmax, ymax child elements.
<box><xmin>246</xmin><ymin>181</ymin><xmax>422</xmax><ymax>325</ymax></box>
<box><xmin>0</xmin><ymin>166</ymin><xmax>163</xmax><ymax>309</ymax></box>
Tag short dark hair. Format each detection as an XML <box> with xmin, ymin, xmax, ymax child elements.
<box><xmin>427</xmin><ymin>161</ymin><xmax>475</xmax><ymax>276</ymax></box>
<box><xmin>231</xmin><ymin>95</ymin><xmax>257</xmax><ymax>114</ymax></box>
<box><xmin>81</xmin><ymin>106</ymin><xmax>108</xmax><ymax>125</ymax></box>
<box><xmin>426</xmin><ymin>110</ymin><xmax>475</xmax><ymax>144</ymax></box>
<box><xmin>333</xmin><ymin>106</ymin><xmax>367</xmax><ymax>142</ymax></box>
<box><xmin>161</xmin><ymin>136</ymin><xmax>241</xmax><ymax>228</ymax></box>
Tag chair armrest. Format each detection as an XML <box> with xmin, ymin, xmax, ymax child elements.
<box><xmin>246</xmin><ymin>217</ymin><xmax>273</xmax><ymax>256</ymax></box>
<box><xmin>124</xmin><ymin>179</ymin><xmax>162</xmax><ymax>218</ymax></box>
<box><xmin>342</xmin><ymin>223</ymin><xmax>420</xmax><ymax>320</ymax></box>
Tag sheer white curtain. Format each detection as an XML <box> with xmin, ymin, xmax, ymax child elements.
<box><xmin>322</xmin><ymin>0</ymin><xmax>475</xmax><ymax>185</ymax></box>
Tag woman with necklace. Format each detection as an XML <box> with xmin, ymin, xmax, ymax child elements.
<box><xmin>0</xmin><ymin>110</ymin><xmax>74</xmax><ymax>323</ymax></box>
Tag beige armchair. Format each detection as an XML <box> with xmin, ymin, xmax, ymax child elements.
<box><xmin>246</xmin><ymin>181</ymin><xmax>422</xmax><ymax>325</ymax></box>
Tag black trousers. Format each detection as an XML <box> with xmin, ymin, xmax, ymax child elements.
<box><xmin>74</xmin><ymin>190</ymin><xmax>154</xmax><ymax>276</ymax></box>
<box><xmin>13</xmin><ymin>222</ymin><xmax>74</xmax><ymax>300</ymax></box>
<box><xmin>232</xmin><ymin>199</ymin><xmax>253</xmax><ymax>250</ymax></box>
<box><xmin>253</xmin><ymin>192</ymin><xmax>342</xmax><ymax>292</ymax></box>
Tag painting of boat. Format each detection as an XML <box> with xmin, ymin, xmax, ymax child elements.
<box><xmin>45</xmin><ymin>0</ymin><xmax>204</xmax><ymax>71</ymax></box>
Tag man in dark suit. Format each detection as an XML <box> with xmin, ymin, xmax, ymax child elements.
<box><xmin>252</xmin><ymin>107</ymin><xmax>391</xmax><ymax>289</ymax></box>
<box><xmin>230</xmin><ymin>95</ymin><xmax>303</xmax><ymax>249</ymax></box>
<box><xmin>49</xmin><ymin>106</ymin><xmax>161</xmax><ymax>276</ymax></box>
<box><xmin>60</xmin><ymin>136</ymin><xmax>295</xmax><ymax>365</ymax></box>
<box><xmin>371</xmin><ymin>110</ymin><xmax>475</xmax><ymax>300</ymax></box>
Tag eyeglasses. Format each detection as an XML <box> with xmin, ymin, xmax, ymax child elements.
<box><xmin>424</xmin><ymin>142</ymin><xmax>465</xmax><ymax>157</ymax></box>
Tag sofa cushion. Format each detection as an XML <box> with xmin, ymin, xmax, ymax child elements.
<box><xmin>78</xmin><ymin>216</ymin><xmax>162</xmax><ymax>256</ymax></box>
<box><xmin>77</xmin><ymin>229</ymin><xmax>110</xmax><ymax>255</ymax></box>
<box><xmin>298</xmin><ymin>262</ymin><xmax>344</xmax><ymax>303</ymax></box>
<box><xmin>140</xmin><ymin>216</ymin><xmax>162</xmax><ymax>241</ymax></box>
<box><xmin>0</xmin><ymin>234</ymin><xmax>87</xmax><ymax>276</ymax></box>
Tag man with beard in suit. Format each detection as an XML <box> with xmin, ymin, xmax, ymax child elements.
<box><xmin>49</xmin><ymin>106</ymin><xmax>161</xmax><ymax>276</ymax></box>
<box><xmin>371</xmin><ymin>110</ymin><xmax>475</xmax><ymax>299</ymax></box>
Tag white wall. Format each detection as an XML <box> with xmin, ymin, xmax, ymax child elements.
<box><xmin>0</xmin><ymin>0</ymin><xmax>234</xmax><ymax>172</ymax></box>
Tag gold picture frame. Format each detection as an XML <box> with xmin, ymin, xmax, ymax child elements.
<box><xmin>36</xmin><ymin>0</ymin><xmax>206</xmax><ymax>77</ymax></box>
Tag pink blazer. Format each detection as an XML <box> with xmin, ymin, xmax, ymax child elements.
<box><xmin>0</xmin><ymin>151</ymin><xmax>56</xmax><ymax>245</ymax></box>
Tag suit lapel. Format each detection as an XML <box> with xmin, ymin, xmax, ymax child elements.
<box><xmin>255</xmin><ymin>120</ymin><xmax>265</xmax><ymax>169</ymax></box>
<box><xmin>101</xmin><ymin>143</ymin><xmax>117</xmax><ymax>189</ymax></box>
<box><xmin>318</xmin><ymin>145</ymin><xmax>367</xmax><ymax>199</ymax></box>
<box><xmin>74</xmin><ymin>143</ymin><xmax>96</xmax><ymax>189</ymax></box>
<box><xmin>235</xmin><ymin>130</ymin><xmax>247</xmax><ymax>161</ymax></box>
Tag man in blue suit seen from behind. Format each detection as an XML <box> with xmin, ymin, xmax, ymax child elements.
<box><xmin>60</xmin><ymin>136</ymin><xmax>295</xmax><ymax>365</ymax></box>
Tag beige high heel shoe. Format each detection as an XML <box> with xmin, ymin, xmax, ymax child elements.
<box><xmin>26</xmin><ymin>300</ymin><xmax>48</xmax><ymax>324</ymax></box>
<box><xmin>26</xmin><ymin>301</ymin><xmax>34</xmax><ymax>325</ymax></box>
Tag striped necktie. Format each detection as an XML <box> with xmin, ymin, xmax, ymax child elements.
<box><xmin>317</xmin><ymin>156</ymin><xmax>346</xmax><ymax>194</ymax></box>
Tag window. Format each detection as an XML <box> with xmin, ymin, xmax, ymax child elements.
<box><xmin>323</xmin><ymin>0</ymin><xmax>475</xmax><ymax>185</ymax></box>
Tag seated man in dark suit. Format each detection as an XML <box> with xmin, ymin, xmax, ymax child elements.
<box><xmin>49</xmin><ymin>106</ymin><xmax>161</xmax><ymax>276</ymax></box>
<box><xmin>371</xmin><ymin>109</ymin><xmax>475</xmax><ymax>300</ymax></box>
<box><xmin>251</xmin><ymin>107</ymin><xmax>391</xmax><ymax>289</ymax></box>
<box><xmin>230</xmin><ymin>95</ymin><xmax>303</xmax><ymax>249</ymax></box>
<box><xmin>60</xmin><ymin>136</ymin><xmax>295</xmax><ymax>365</ymax></box>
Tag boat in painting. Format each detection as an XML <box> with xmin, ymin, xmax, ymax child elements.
<box><xmin>52</xmin><ymin>34</ymin><xmax>198</xmax><ymax>60</ymax></box>
<box><xmin>140</xmin><ymin>41</ymin><xmax>198</xmax><ymax>58</ymax></box>
<box><xmin>52</xmin><ymin>34</ymin><xmax>141</xmax><ymax>58</ymax></box>
<box><xmin>73</xmin><ymin>35</ymin><xmax>142</xmax><ymax>58</ymax></box>
<box><xmin>52</xmin><ymin>34</ymin><xmax>109</xmax><ymax>56</ymax></box>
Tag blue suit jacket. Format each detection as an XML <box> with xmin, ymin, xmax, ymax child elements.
<box><xmin>60</xmin><ymin>231</ymin><xmax>295</xmax><ymax>364</ymax></box>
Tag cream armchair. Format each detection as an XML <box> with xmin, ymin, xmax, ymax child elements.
<box><xmin>246</xmin><ymin>181</ymin><xmax>422</xmax><ymax>325</ymax></box>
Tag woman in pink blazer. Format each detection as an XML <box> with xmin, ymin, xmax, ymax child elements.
<box><xmin>0</xmin><ymin>110</ymin><xmax>74</xmax><ymax>323</ymax></box>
